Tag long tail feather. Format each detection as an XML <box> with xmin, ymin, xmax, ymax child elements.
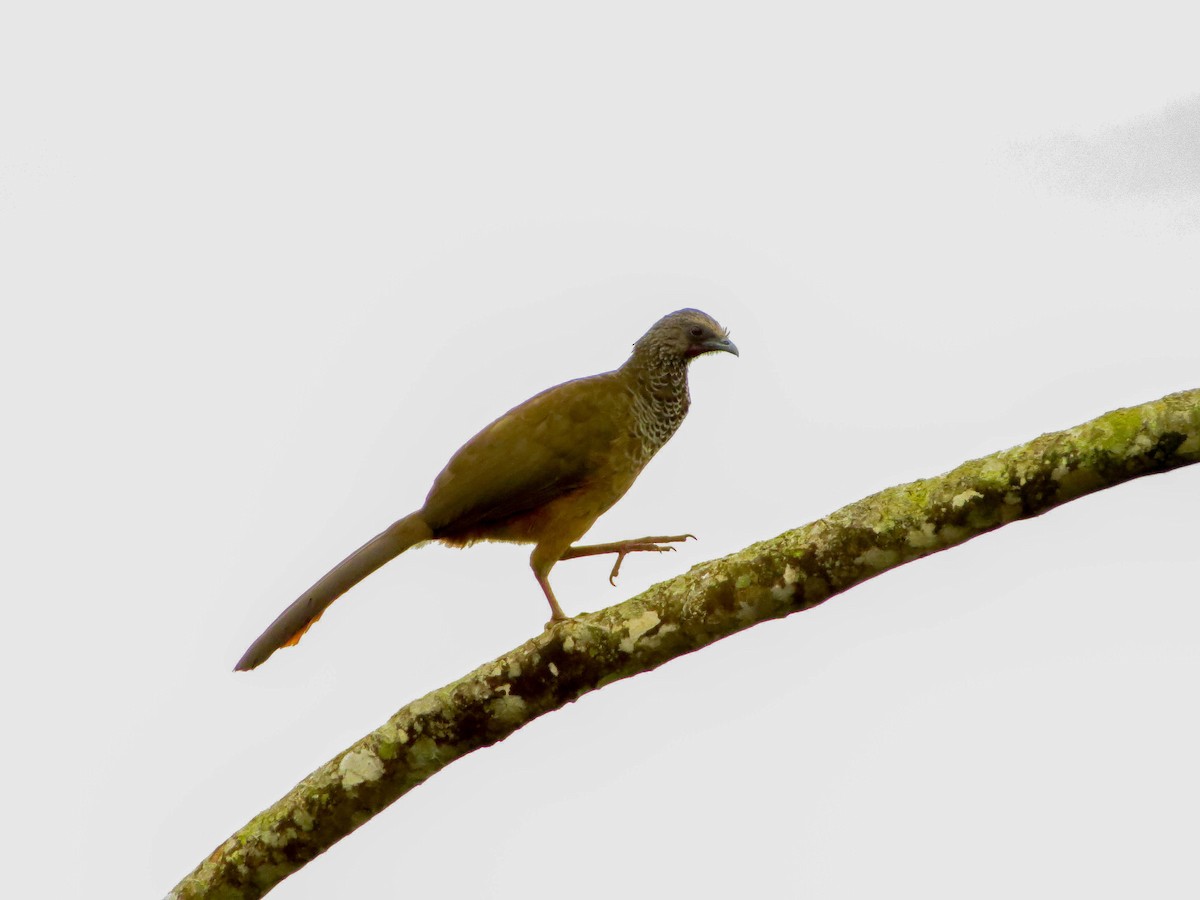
<box><xmin>234</xmin><ymin>512</ymin><xmax>432</xmax><ymax>671</ymax></box>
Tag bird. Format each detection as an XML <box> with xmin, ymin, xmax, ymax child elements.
<box><xmin>234</xmin><ymin>308</ymin><xmax>737</xmax><ymax>671</ymax></box>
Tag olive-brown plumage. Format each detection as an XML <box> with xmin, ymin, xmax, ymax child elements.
<box><xmin>235</xmin><ymin>309</ymin><xmax>736</xmax><ymax>670</ymax></box>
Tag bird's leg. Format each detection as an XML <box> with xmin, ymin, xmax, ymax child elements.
<box><xmin>535</xmin><ymin>570</ymin><xmax>569</xmax><ymax>622</ymax></box>
<box><xmin>531</xmin><ymin>544</ymin><xmax>570</xmax><ymax>622</ymax></box>
<box><xmin>559</xmin><ymin>534</ymin><xmax>695</xmax><ymax>585</ymax></box>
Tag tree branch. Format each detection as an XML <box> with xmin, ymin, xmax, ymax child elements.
<box><xmin>169</xmin><ymin>388</ymin><xmax>1200</xmax><ymax>899</ymax></box>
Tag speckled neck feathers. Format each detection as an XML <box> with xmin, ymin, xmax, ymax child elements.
<box><xmin>620</xmin><ymin>330</ymin><xmax>693</xmax><ymax>459</ymax></box>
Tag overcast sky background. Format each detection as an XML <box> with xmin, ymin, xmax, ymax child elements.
<box><xmin>3</xmin><ymin>3</ymin><xmax>1199</xmax><ymax>898</ymax></box>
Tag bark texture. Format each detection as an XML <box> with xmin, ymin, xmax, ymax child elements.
<box><xmin>169</xmin><ymin>388</ymin><xmax>1200</xmax><ymax>899</ymax></box>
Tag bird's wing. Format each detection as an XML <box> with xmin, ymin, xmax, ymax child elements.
<box><xmin>421</xmin><ymin>372</ymin><xmax>627</xmax><ymax>532</ymax></box>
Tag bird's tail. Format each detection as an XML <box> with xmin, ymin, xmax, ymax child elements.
<box><xmin>234</xmin><ymin>512</ymin><xmax>433</xmax><ymax>671</ymax></box>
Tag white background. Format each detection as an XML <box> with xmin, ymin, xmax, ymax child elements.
<box><xmin>4</xmin><ymin>3</ymin><xmax>1199</xmax><ymax>898</ymax></box>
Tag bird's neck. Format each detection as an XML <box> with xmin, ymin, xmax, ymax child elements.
<box><xmin>620</xmin><ymin>345</ymin><xmax>691</xmax><ymax>454</ymax></box>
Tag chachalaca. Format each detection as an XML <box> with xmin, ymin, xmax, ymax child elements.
<box><xmin>234</xmin><ymin>308</ymin><xmax>737</xmax><ymax>671</ymax></box>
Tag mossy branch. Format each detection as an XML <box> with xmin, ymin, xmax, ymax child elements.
<box><xmin>169</xmin><ymin>388</ymin><xmax>1200</xmax><ymax>899</ymax></box>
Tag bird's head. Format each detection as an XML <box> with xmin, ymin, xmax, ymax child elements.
<box><xmin>637</xmin><ymin>308</ymin><xmax>738</xmax><ymax>361</ymax></box>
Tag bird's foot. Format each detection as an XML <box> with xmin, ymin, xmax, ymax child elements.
<box><xmin>560</xmin><ymin>534</ymin><xmax>696</xmax><ymax>585</ymax></box>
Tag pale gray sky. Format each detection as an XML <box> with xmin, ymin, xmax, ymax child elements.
<box><xmin>3</xmin><ymin>3</ymin><xmax>1198</xmax><ymax>898</ymax></box>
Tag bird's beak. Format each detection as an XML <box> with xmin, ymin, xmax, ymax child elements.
<box><xmin>703</xmin><ymin>337</ymin><xmax>739</xmax><ymax>357</ymax></box>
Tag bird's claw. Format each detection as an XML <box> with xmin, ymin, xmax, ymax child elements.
<box><xmin>608</xmin><ymin>553</ymin><xmax>627</xmax><ymax>585</ymax></box>
<box><xmin>607</xmin><ymin>537</ymin><xmax>692</xmax><ymax>585</ymax></box>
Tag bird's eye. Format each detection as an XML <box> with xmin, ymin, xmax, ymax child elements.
<box><xmin>689</xmin><ymin>326</ymin><xmax>704</xmax><ymax>338</ymax></box>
